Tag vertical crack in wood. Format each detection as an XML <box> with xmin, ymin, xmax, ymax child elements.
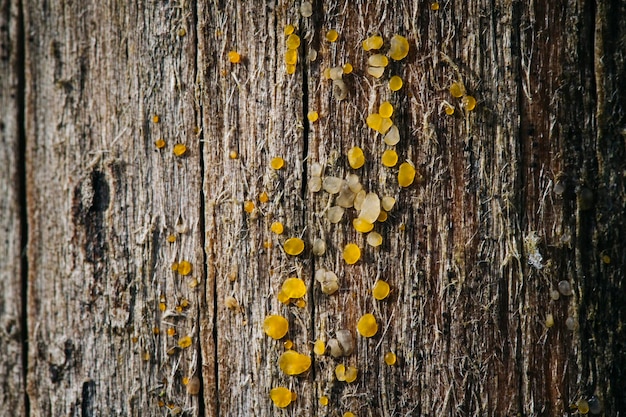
<box><xmin>15</xmin><ymin>0</ymin><xmax>30</xmax><ymax>414</ymax></box>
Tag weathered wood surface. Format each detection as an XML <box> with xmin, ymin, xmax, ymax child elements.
<box><xmin>0</xmin><ymin>0</ymin><xmax>622</xmax><ymax>416</ymax></box>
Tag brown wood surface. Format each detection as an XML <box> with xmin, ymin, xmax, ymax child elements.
<box><xmin>0</xmin><ymin>0</ymin><xmax>623</xmax><ymax>416</ymax></box>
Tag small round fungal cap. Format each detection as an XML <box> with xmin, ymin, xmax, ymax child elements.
<box><xmin>286</xmin><ymin>64</ymin><xmax>296</xmax><ymax>75</ymax></box>
<box><xmin>319</xmin><ymin>395</ymin><xmax>329</xmax><ymax>406</ymax></box>
<box><xmin>300</xmin><ymin>1</ymin><xmax>313</xmax><ymax>17</ymax></box>
<box><xmin>565</xmin><ymin>316</ymin><xmax>576</xmax><ymax>331</ymax></box>
<box><xmin>577</xmin><ymin>400</ymin><xmax>590</xmax><ymax>414</ymax></box>
<box><xmin>270</xmin><ymin>221</ymin><xmax>284</xmax><ymax>235</ymax></box>
<box><xmin>462</xmin><ymin>95</ymin><xmax>477</xmax><ymax>111</ymax></box>
<box><xmin>372</xmin><ymin>280</ymin><xmax>390</xmax><ymax>299</ymax></box>
<box><xmin>335</xmin><ymin>364</ymin><xmax>346</xmax><ymax>381</ymax></box>
<box><xmin>270</xmin><ymin>157</ymin><xmax>285</xmax><ymax>170</ymax></box>
<box><xmin>431</xmin><ymin>2</ymin><xmax>440</xmax><ymax>10</ymax></box>
<box><xmin>325</xmin><ymin>29</ymin><xmax>339</xmax><ymax>42</ymax></box>
<box><xmin>284</xmin><ymin>24</ymin><xmax>295</xmax><ymax>35</ymax></box>
<box><xmin>343</xmin><ymin>243</ymin><xmax>361</xmax><ymax>264</ymax></box>
<box><xmin>353</xmin><ymin>190</ymin><xmax>367</xmax><ymax>211</ymax></box>
<box><xmin>368</xmin><ymin>54</ymin><xmax>389</xmax><ymax>67</ymax></box>
<box><xmin>381</xmin><ymin>196</ymin><xmax>396</xmax><ymax>211</ymax></box>
<box><xmin>379</xmin><ymin>101</ymin><xmax>394</xmax><ymax>118</ymax></box>
<box><xmin>155</xmin><ymin>138</ymin><xmax>166</xmax><ymax>149</ymax></box>
<box><xmin>228</xmin><ymin>51</ymin><xmax>241</xmax><ymax>64</ymax></box>
<box><xmin>344</xmin><ymin>366</ymin><xmax>358</xmax><ymax>383</ymax></box>
<box><xmin>367</xmin><ymin>66</ymin><xmax>385</xmax><ymax>78</ymax></box>
<box><xmin>545</xmin><ymin>313</ymin><xmax>554</xmax><ymax>328</ymax></box>
<box><xmin>307</xmin><ymin>111</ymin><xmax>319</xmax><ymax>122</ymax></box>
<box><xmin>398</xmin><ymin>162</ymin><xmax>417</xmax><ymax>187</ymax></box>
<box><xmin>366</xmin><ymin>113</ymin><xmax>383</xmax><ymax>131</ymax></box>
<box><xmin>308</xmin><ymin>48</ymin><xmax>317</xmax><ymax>61</ymax></box>
<box><xmin>285</xmin><ymin>49</ymin><xmax>298</xmax><ymax>65</ymax></box>
<box><xmin>347</xmin><ymin>147</ymin><xmax>365</xmax><ymax>169</ymax></box>
<box><xmin>389</xmin><ymin>34</ymin><xmax>409</xmax><ymax>60</ymax></box>
<box><xmin>343</xmin><ymin>411</ymin><xmax>356</xmax><ymax>417</ymax></box>
<box><xmin>384</xmin><ymin>125</ymin><xmax>400</xmax><ymax>145</ymax></box>
<box><xmin>558</xmin><ymin>280</ymin><xmax>572</xmax><ymax>296</ymax></box>
<box><xmin>312</xmin><ymin>238</ymin><xmax>326</xmax><ymax>256</ymax></box>
<box><xmin>327</xmin><ymin>206</ymin><xmax>345</xmax><ymax>223</ymax></box>
<box><xmin>186</xmin><ymin>376</ymin><xmax>200</xmax><ymax>395</ymax></box>
<box><xmin>366</xmin><ymin>232</ymin><xmax>383</xmax><ymax>247</ymax></box>
<box><xmin>389</xmin><ymin>75</ymin><xmax>403</xmax><ymax>91</ymax></box>
<box><xmin>346</xmin><ymin>174</ymin><xmax>362</xmax><ymax>192</ymax></box>
<box><xmin>353</xmin><ymin>218</ymin><xmax>374</xmax><ymax>233</ymax></box>
<box><xmin>286</xmin><ymin>34</ymin><xmax>301</xmax><ymax>49</ymax></box>
<box><xmin>309</xmin><ymin>176</ymin><xmax>322</xmax><ymax>192</ymax></box>
<box><xmin>357</xmin><ymin>313</ymin><xmax>378</xmax><ymax>337</ymax></box>
<box><xmin>264</xmin><ymin>315</ymin><xmax>289</xmax><ymax>339</ymax></box>
<box><xmin>323</xmin><ymin>176</ymin><xmax>344</xmax><ymax>194</ymax></box>
<box><xmin>343</xmin><ymin>63</ymin><xmax>353</xmax><ymax>74</ymax></box>
<box><xmin>445</xmin><ymin>104</ymin><xmax>455</xmax><ymax>115</ymax></box>
<box><xmin>384</xmin><ymin>352</ymin><xmax>397</xmax><ymax>365</ymax></box>
<box><xmin>283</xmin><ymin>238</ymin><xmax>305</xmax><ymax>256</ymax></box>
<box><xmin>450</xmin><ymin>82</ymin><xmax>465</xmax><ymax>98</ymax></box>
<box><xmin>310</xmin><ymin>162</ymin><xmax>323</xmax><ymax>177</ymax></box>
<box><xmin>282</xmin><ymin>277</ymin><xmax>307</xmax><ymax>298</ymax></box>
<box><xmin>381</xmin><ymin>149</ymin><xmax>398</xmax><ymax>167</ymax></box>
<box><xmin>359</xmin><ymin>192</ymin><xmax>381</xmax><ymax>224</ymax></box>
<box><xmin>173</xmin><ymin>143</ymin><xmax>187</xmax><ymax>157</ymax></box>
<box><xmin>278</xmin><ymin>350</ymin><xmax>312</xmax><ymax>375</ymax></box>
<box><xmin>178</xmin><ymin>260</ymin><xmax>193</xmax><ymax>276</ymax></box>
<box><xmin>270</xmin><ymin>387</ymin><xmax>294</xmax><ymax>408</ymax></box>
<box><xmin>314</xmin><ymin>339</ymin><xmax>326</xmax><ymax>355</ymax></box>
<box><xmin>362</xmin><ymin>35</ymin><xmax>383</xmax><ymax>51</ymax></box>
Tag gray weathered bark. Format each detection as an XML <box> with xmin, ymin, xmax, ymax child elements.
<box><xmin>0</xmin><ymin>0</ymin><xmax>624</xmax><ymax>416</ymax></box>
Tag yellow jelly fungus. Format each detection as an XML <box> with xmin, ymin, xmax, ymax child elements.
<box><xmin>314</xmin><ymin>340</ymin><xmax>326</xmax><ymax>355</ymax></box>
<box><xmin>398</xmin><ymin>162</ymin><xmax>416</xmax><ymax>187</ymax></box>
<box><xmin>228</xmin><ymin>51</ymin><xmax>241</xmax><ymax>64</ymax></box>
<box><xmin>389</xmin><ymin>34</ymin><xmax>410</xmax><ymax>60</ymax></box>
<box><xmin>155</xmin><ymin>139</ymin><xmax>166</xmax><ymax>149</ymax></box>
<box><xmin>178</xmin><ymin>260</ymin><xmax>193</xmax><ymax>276</ymax></box>
<box><xmin>182</xmin><ymin>376</ymin><xmax>190</xmax><ymax>386</ymax></box>
<box><xmin>285</xmin><ymin>49</ymin><xmax>298</xmax><ymax>65</ymax></box>
<box><xmin>343</xmin><ymin>63</ymin><xmax>353</xmax><ymax>74</ymax></box>
<box><xmin>152</xmin><ymin>115</ymin><xmax>160</xmax><ymax>123</ymax></box>
<box><xmin>286</xmin><ymin>64</ymin><xmax>297</xmax><ymax>74</ymax></box>
<box><xmin>431</xmin><ymin>2</ymin><xmax>440</xmax><ymax>10</ymax></box>
<box><xmin>229</xmin><ymin>150</ymin><xmax>238</xmax><ymax>159</ymax></box>
<box><xmin>445</xmin><ymin>104</ymin><xmax>455</xmax><ymax>115</ymax></box>
<box><xmin>384</xmin><ymin>351</ymin><xmax>397</xmax><ymax>365</ymax></box>
<box><xmin>244</xmin><ymin>200</ymin><xmax>255</xmax><ymax>213</ymax></box>
<box><xmin>286</xmin><ymin>34</ymin><xmax>301</xmax><ymax>49</ymax></box>
<box><xmin>384</xmin><ymin>125</ymin><xmax>400</xmax><ymax>145</ymax></box>
<box><xmin>577</xmin><ymin>400</ymin><xmax>590</xmax><ymax>414</ymax></box>
<box><xmin>282</xmin><ymin>277</ymin><xmax>307</xmax><ymax>298</ymax></box>
<box><xmin>307</xmin><ymin>111</ymin><xmax>319</xmax><ymax>122</ymax></box>
<box><xmin>366</xmin><ymin>231</ymin><xmax>383</xmax><ymax>247</ymax></box>
<box><xmin>277</xmin><ymin>290</ymin><xmax>291</xmax><ymax>304</ymax></box>
<box><xmin>178</xmin><ymin>335</ymin><xmax>192</xmax><ymax>349</ymax></box>
<box><xmin>343</xmin><ymin>412</ymin><xmax>355</xmax><ymax>417</ymax></box>
<box><xmin>368</xmin><ymin>54</ymin><xmax>389</xmax><ymax>67</ymax></box>
<box><xmin>171</xmin><ymin>262</ymin><xmax>179</xmax><ymax>272</ymax></box>
<box><xmin>381</xmin><ymin>149</ymin><xmax>398</xmax><ymax>167</ymax></box>
<box><xmin>347</xmin><ymin>147</ymin><xmax>365</xmax><ymax>169</ymax></box>
<box><xmin>449</xmin><ymin>82</ymin><xmax>465</xmax><ymax>98</ymax></box>
<box><xmin>153</xmin><ymin>327</ymin><xmax>160</xmax><ymax>335</ymax></box>
<box><xmin>545</xmin><ymin>313</ymin><xmax>555</xmax><ymax>328</ymax></box>
<box><xmin>173</xmin><ymin>143</ymin><xmax>187</xmax><ymax>157</ymax></box>
<box><xmin>335</xmin><ymin>364</ymin><xmax>346</xmax><ymax>381</ymax></box>
<box><xmin>389</xmin><ymin>75</ymin><xmax>403</xmax><ymax>91</ymax></box>
<box><xmin>366</xmin><ymin>113</ymin><xmax>383</xmax><ymax>131</ymax></box>
<box><xmin>367</xmin><ymin>66</ymin><xmax>385</xmax><ymax>78</ymax></box>
<box><xmin>362</xmin><ymin>35</ymin><xmax>383</xmax><ymax>51</ymax></box>
<box><xmin>270</xmin><ymin>156</ymin><xmax>285</xmax><ymax>170</ymax></box>
<box><xmin>357</xmin><ymin>313</ymin><xmax>378</xmax><ymax>337</ymax></box>
<box><xmin>320</xmin><ymin>396</ymin><xmax>329</xmax><ymax>406</ymax></box>
<box><xmin>270</xmin><ymin>387</ymin><xmax>294</xmax><ymax>408</ymax></box>
<box><xmin>343</xmin><ymin>243</ymin><xmax>361</xmax><ymax>264</ymax></box>
<box><xmin>602</xmin><ymin>254</ymin><xmax>611</xmax><ymax>264</ymax></box>
<box><xmin>323</xmin><ymin>68</ymin><xmax>331</xmax><ymax>79</ymax></box>
<box><xmin>278</xmin><ymin>350</ymin><xmax>312</xmax><ymax>375</ymax></box>
<box><xmin>283</xmin><ymin>237</ymin><xmax>305</xmax><ymax>256</ymax></box>
<box><xmin>284</xmin><ymin>24</ymin><xmax>295</xmax><ymax>35</ymax></box>
<box><xmin>159</xmin><ymin>302</ymin><xmax>166</xmax><ymax>312</ymax></box>
<box><xmin>295</xmin><ymin>298</ymin><xmax>306</xmax><ymax>308</ymax></box>
<box><xmin>372</xmin><ymin>280</ymin><xmax>390</xmax><ymax>300</ymax></box>
<box><xmin>263</xmin><ymin>240</ymin><xmax>273</xmax><ymax>249</ymax></box>
<box><xmin>167</xmin><ymin>234</ymin><xmax>176</xmax><ymax>243</ymax></box>
<box><xmin>270</xmin><ymin>221</ymin><xmax>284</xmax><ymax>235</ymax></box>
<box><xmin>379</xmin><ymin>101</ymin><xmax>394</xmax><ymax>118</ymax></box>
<box><xmin>344</xmin><ymin>366</ymin><xmax>358</xmax><ymax>383</ymax></box>
<box><xmin>283</xmin><ymin>340</ymin><xmax>293</xmax><ymax>350</ymax></box>
<box><xmin>259</xmin><ymin>191</ymin><xmax>269</xmax><ymax>203</ymax></box>
<box><xmin>462</xmin><ymin>95</ymin><xmax>477</xmax><ymax>111</ymax></box>
<box><xmin>264</xmin><ymin>315</ymin><xmax>289</xmax><ymax>339</ymax></box>
<box><xmin>377</xmin><ymin>211</ymin><xmax>388</xmax><ymax>222</ymax></box>
<box><xmin>180</xmin><ymin>299</ymin><xmax>190</xmax><ymax>308</ymax></box>
<box><xmin>325</xmin><ymin>29</ymin><xmax>339</xmax><ymax>42</ymax></box>
<box><xmin>353</xmin><ymin>218</ymin><xmax>374</xmax><ymax>233</ymax></box>
<box><xmin>167</xmin><ymin>327</ymin><xmax>176</xmax><ymax>337</ymax></box>
<box><xmin>378</xmin><ymin>117</ymin><xmax>393</xmax><ymax>135</ymax></box>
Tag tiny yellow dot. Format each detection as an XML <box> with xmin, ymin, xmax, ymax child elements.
<box><xmin>152</xmin><ymin>115</ymin><xmax>160</xmax><ymax>123</ymax></box>
<box><xmin>270</xmin><ymin>221</ymin><xmax>284</xmax><ymax>235</ymax></box>
<box><xmin>284</xmin><ymin>24</ymin><xmax>295</xmax><ymax>35</ymax></box>
<box><xmin>307</xmin><ymin>111</ymin><xmax>319</xmax><ymax>122</ymax></box>
<box><xmin>319</xmin><ymin>395</ymin><xmax>329</xmax><ymax>406</ymax></box>
<box><xmin>343</xmin><ymin>63</ymin><xmax>353</xmax><ymax>74</ymax></box>
<box><xmin>431</xmin><ymin>2</ymin><xmax>440</xmax><ymax>10</ymax></box>
<box><xmin>259</xmin><ymin>191</ymin><xmax>269</xmax><ymax>203</ymax></box>
<box><xmin>325</xmin><ymin>29</ymin><xmax>339</xmax><ymax>42</ymax></box>
<box><xmin>229</xmin><ymin>150</ymin><xmax>238</xmax><ymax>159</ymax></box>
<box><xmin>389</xmin><ymin>75</ymin><xmax>403</xmax><ymax>91</ymax></box>
<box><xmin>228</xmin><ymin>50</ymin><xmax>241</xmax><ymax>64</ymax></box>
<box><xmin>155</xmin><ymin>139</ymin><xmax>166</xmax><ymax>149</ymax></box>
<box><xmin>270</xmin><ymin>157</ymin><xmax>285</xmax><ymax>170</ymax></box>
<box><xmin>244</xmin><ymin>200</ymin><xmax>255</xmax><ymax>213</ymax></box>
<box><xmin>173</xmin><ymin>143</ymin><xmax>187</xmax><ymax>157</ymax></box>
<box><xmin>384</xmin><ymin>351</ymin><xmax>397</xmax><ymax>365</ymax></box>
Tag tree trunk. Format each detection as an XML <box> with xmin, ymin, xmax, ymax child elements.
<box><xmin>0</xmin><ymin>1</ymin><xmax>624</xmax><ymax>416</ymax></box>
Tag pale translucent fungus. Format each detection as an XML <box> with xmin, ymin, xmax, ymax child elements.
<box><xmin>173</xmin><ymin>143</ymin><xmax>187</xmax><ymax>157</ymax></box>
<box><xmin>314</xmin><ymin>339</ymin><xmax>326</xmax><ymax>355</ymax></box>
<box><xmin>545</xmin><ymin>313</ymin><xmax>554</xmax><ymax>328</ymax></box>
<box><xmin>311</xmin><ymin>162</ymin><xmax>323</xmax><ymax>177</ymax></box>
<box><xmin>286</xmin><ymin>34</ymin><xmax>301</xmax><ymax>49</ymax></box>
<box><xmin>315</xmin><ymin>268</ymin><xmax>339</xmax><ymax>295</ymax></box>
<box><xmin>336</xmin><ymin>184</ymin><xmax>356</xmax><ymax>208</ymax></box>
<box><xmin>348</xmin><ymin>147</ymin><xmax>366</xmax><ymax>169</ymax></box>
<box><xmin>558</xmin><ymin>280</ymin><xmax>572</xmax><ymax>296</ymax></box>
<box><xmin>359</xmin><ymin>192</ymin><xmax>381</xmax><ymax>223</ymax></box>
<box><xmin>372</xmin><ymin>280</ymin><xmax>390</xmax><ymax>299</ymax></box>
<box><xmin>270</xmin><ymin>387</ymin><xmax>294</xmax><ymax>408</ymax></box>
<box><xmin>343</xmin><ymin>63</ymin><xmax>353</xmax><ymax>74</ymax></box>
<box><xmin>319</xmin><ymin>396</ymin><xmax>329</xmax><ymax>406</ymax></box>
<box><xmin>362</xmin><ymin>35</ymin><xmax>383</xmax><ymax>51</ymax></box>
<box><xmin>344</xmin><ymin>366</ymin><xmax>358</xmax><ymax>383</ymax></box>
<box><xmin>309</xmin><ymin>176</ymin><xmax>322</xmax><ymax>192</ymax></box>
<box><xmin>565</xmin><ymin>316</ymin><xmax>576</xmax><ymax>331</ymax></box>
<box><xmin>449</xmin><ymin>82</ymin><xmax>465</xmax><ymax>98</ymax></box>
<box><xmin>282</xmin><ymin>277</ymin><xmax>307</xmax><ymax>298</ymax></box>
<box><xmin>398</xmin><ymin>162</ymin><xmax>416</xmax><ymax>187</ymax></box>
<box><xmin>264</xmin><ymin>315</ymin><xmax>289</xmax><ymax>339</ymax></box>
<box><xmin>271</xmin><ymin>157</ymin><xmax>285</xmax><ymax>170</ymax></box>
<box><xmin>325</xmin><ymin>29</ymin><xmax>339</xmax><ymax>42</ymax></box>
<box><xmin>178</xmin><ymin>260</ymin><xmax>193</xmax><ymax>276</ymax></box>
<box><xmin>389</xmin><ymin>75</ymin><xmax>403</xmax><ymax>91</ymax></box>
<box><xmin>285</xmin><ymin>49</ymin><xmax>298</xmax><ymax>65</ymax></box>
<box><xmin>283</xmin><ymin>238</ymin><xmax>305</xmax><ymax>256</ymax></box>
<box><xmin>343</xmin><ymin>243</ymin><xmax>361</xmax><ymax>264</ymax></box>
<box><xmin>312</xmin><ymin>238</ymin><xmax>326</xmax><ymax>256</ymax></box>
<box><xmin>271</xmin><ymin>221</ymin><xmax>284</xmax><ymax>235</ymax></box>
<box><xmin>384</xmin><ymin>125</ymin><xmax>400</xmax><ymax>146</ymax></box>
<box><xmin>367</xmin><ymin>66</ymin><xmax>385</xmax><ymax>78</ymax></box>
<box><xmin>379</xmin><ymin>101</ymin><xmax>394</xmax><ymax>118</ymax></box>
<box><xmin>379</xmin><ymin>117</ymin><xmax>393</xmax><ymax>134</ymax></box>
<box><xmin>357</xmin><ymin>313</ymin><xmax>378</xmax><ymax>337</ymax></box>
<box><xmin>323</xmin><ymin>176</ymin><xmax>344</xmax><ymax>194</ymax></box>
<box><xmin>353</xmin><ymin>190</ymin><xmax>366</xmax><ymax>211</ymax></box>
<box><xmin>327</xmin><ymin>339</ymin><xmax>342</xmax><ymax>357</ymax></box>
<box><xmin>284</xmin><ymin>24</ymin><xmax>295</xmax><ymax>35</ymax></box>
<box><xmin>329</xmin><ymin>66</ymin><xmax>344</xmax><ymax>80</ymax></box>
<box><xmin>346</xmin><ymin>174</ymin><xmax>362</xmax><ymax>192</ymax></box>
<box><xmin>307</xmin><ymin>111</ymin><xmax>319</xmax><ymax>122</ymax></box>
<box><xmin>381</xmin><ymin>196</ymin><xmax>396</xmax><ymax>211</ymax></box>
<box><xmin>327</xmin><ymin>206</ymin><xmax>345</xmax><ymax>223</ymax></box>
<box><xmin>300</xmin><ymin>1</ymin><xmax>313</xmax><ymax>17</ymax></box>
<box><xmin>278</xmin><ymin>350</ymin><xmax>312</xmax><ymax>375</ymax></box>
<box><xmin>381</xmin><ymin>149</ymin><xmax>398</xmax><ymax>167</ymax></box>
<box><xmin>333</xmin><ymin>79</ymin><xmax>348</xmax><ymax>100</ymax></box>
<box><xmin>368</xmin><ymin>54</ymin><xmax>389</xmax><ymax>67</ymax></box>
<box><xmin>588</xmin><ymin>397</ymin><xmax>602</xmax><ymax>414</ymax></box>
<box><xmin>389</xmin><ymin>34</ymin><xmax>409</xmax><ymax>60</ymax></box>
<box><xmin>462</xmin><ymin>95</ymin><xmax>477</xmax><ymax>111</ymax></box>
<box><xmin>366</xmin><ymin>113</ymin><xmax>383</xmax><ymax>131</ymax></box>
<box><xmin>308</xmin><ymin>48</ymin><xmax>318</xmax><ymax>62</ymax></box>
<box><xmin>323</xmin><ymin>67</ymin><xmax>332</xmax><ymax>79</ymax></box>
<box><xmin>367</xmin><ymin>232</ymin><xmax>383</xmax><ymax>248</ymax></box>
<box><xmin>336</xmin><ymin>330</ymin><xmax>354</xmax><ymax>355</ymax></box>
<box><xmin>384</xmin><ymin>352</ymin><xmax>397</xmax><ymax>365</ymax></box>
<box><xmin>550</xmin><ymin>289</ymin><xmax>560</xmax><ymax>300</ymax></box>
<box><xmin>228</xmin><ymin>51</ymin><xmax>241</xmax><ymax>64</ymax></box>
<box><xmin>353</xmin><ymin>218</ymin><xmax>374</xmax><ymax>233</ymax></box>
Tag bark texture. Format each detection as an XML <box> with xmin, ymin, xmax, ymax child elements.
<box><xmin>0</xmin><ymin>0</ymin><xmax>623</xmax><ymax>416</ymax></box>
